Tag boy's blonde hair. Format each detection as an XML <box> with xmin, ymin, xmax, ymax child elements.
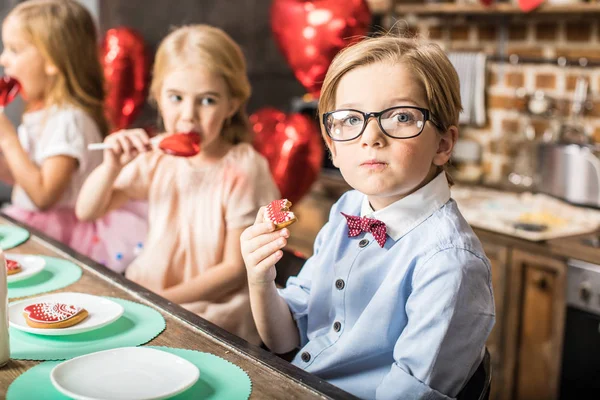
<box><xmin>8</xmin><ymin>0</ymin><xmax>109</xmax><ymax>137</ymax></box>
<box><xmin>150</xmin><ymin>25</ymin><xmax>252</xmax><ymax>144</ymax></box>
<box><xmin>318</xmin><ymin>35</ymin><xmax>462</xmax><ymax>184</ymax></box>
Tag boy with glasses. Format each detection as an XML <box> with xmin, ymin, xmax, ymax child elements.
<box><xmin>241</xmin><ymin>35</ymin><xmax>495</xmax><ymax>400</ymax></box>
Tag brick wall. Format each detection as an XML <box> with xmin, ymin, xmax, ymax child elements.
<box><xmin>395</xmin><ymin>13</ymin><xmax>600</xmax><ymax>184</ymax></box>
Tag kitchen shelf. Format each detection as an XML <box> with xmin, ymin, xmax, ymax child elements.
<box><xmin>394</xmin><ymin>2</ymin><xmax>600</xmax><ymax>15</ymax></box>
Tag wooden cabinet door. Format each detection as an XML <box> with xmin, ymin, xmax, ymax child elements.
<box><xmin>481</xmin><ymin>241</ymin><xmax>509</xmax><ymax>400</ymax></box>
<box><xmin>508</xmin><ymin>250</ymin><xmax>566</xmax><ymax>400</ymax></box>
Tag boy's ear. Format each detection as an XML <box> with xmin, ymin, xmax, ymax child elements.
<box><xmin>325</xmin><ymin>136</ymin><xmax>339</xmax><ymax>168</ymax></box>
<box><xmin>44</xmin><ymin>62</ymin><xmax>58</xmax><ymax>76</ymax></box>
<box><xmin>433</xmin><ymin>125</ymin><xmax>458</xmax><ymax>166</ymax></box>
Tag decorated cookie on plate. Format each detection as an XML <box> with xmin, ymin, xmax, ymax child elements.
<box><xmin>264</xmin><ymin>199</ymin><xmax>297</xmax><ymax>230</ymax></box>
<box><xmin>23</xmin><ymin>302</ymin><xmax>88</xmax><ymax>329</ymax></box>
<box><xmin>6</xmin><ymin>258</ymin><xmax>22</xmax><ymax>275</ymax></box>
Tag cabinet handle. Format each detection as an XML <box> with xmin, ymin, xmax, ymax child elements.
<box><xmin>533</xmin><ymin>276</ymin><xmax>548</xmax><ymax>290</ymax></box>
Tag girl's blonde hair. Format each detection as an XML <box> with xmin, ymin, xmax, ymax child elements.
<box><xmin>8</xmin><ymin>0</ymin><xmax>109</xmax><ymax>137</ymax></box>
<box><xmin>150</xmin><ymin>25</ymin><xmax>252</xmax><ymax>144</ymax></box>
<box><xmin>318</xmin><ymin>35</ymin><xmax>462</xmax><ymax>184</ymax></box>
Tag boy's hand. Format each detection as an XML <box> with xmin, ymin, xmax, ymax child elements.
<box><xmin>102</xmin><ymin>129</ymin><xmax>151</xmax><ymax>170</ymax></box>
<box><xmin>241</xmin><ymin>207</ymin><xmax>290</xmax><ymax>287</ymax></box>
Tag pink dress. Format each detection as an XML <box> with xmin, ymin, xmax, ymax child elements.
<box><xmin>4</xmin><ymin>106</ymin><xmax>147</xmax><ymax>273</ymax></box>
<box><xmin>113</xmin><ymin>143</ymin><xmax>280</xmax><ymax>344</ymax></box>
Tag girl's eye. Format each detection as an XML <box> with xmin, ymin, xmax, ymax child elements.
<box><xmin>168</xmin><ymin>94</ymin><xmax>182</xmax><ymax>103</ymax></box>
<box><xmin>199</xmin><ymin>97</ymin><xmax>216</xmax><ymax>106</ymax></box>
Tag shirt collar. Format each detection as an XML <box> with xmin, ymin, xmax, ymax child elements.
<box><xmin>360</xmin><ymin>172</ymin><xmax>451</xmax><ymax>241</ymax></box>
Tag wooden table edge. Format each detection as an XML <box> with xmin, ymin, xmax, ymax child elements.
<box><xmin>0</xmin><ymin>212</ymin><xmax>359</xmax><ymax>400</ymax></box>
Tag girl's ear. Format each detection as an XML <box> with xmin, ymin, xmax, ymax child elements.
<box><xmin>432</xmin><ymin>125</ymin><xmax>458</xmax><ymax>166</ymax></box>
<box><xmin>227</xmin><ymin>98</ymin><xmax>241</xmax><ymax>119</ymax></box>
<box><xmin>44</xmin><ymin>62</ymin><xmax>58</xmax><ymax>76</ymax></box>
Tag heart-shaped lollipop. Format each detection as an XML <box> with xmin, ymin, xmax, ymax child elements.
<box><xmin>87</xmin><ymin>131</ymin><xmax>202</xmax><ymax>157</ymax></box>
<box><xmin>0</xmin><ymin>76</ymin><xmax>21</xmax><ymax>108</ymax></box>
<box><xmin>158</xmin><ymin>132</ymin><xmax>201</xmax><ymax>157</ymax></box>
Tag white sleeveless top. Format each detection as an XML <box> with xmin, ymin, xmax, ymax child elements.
<box><xmin>11</xmin><ymin>106</ymin><xmax>104</xmax><ymax>211</ymax></box>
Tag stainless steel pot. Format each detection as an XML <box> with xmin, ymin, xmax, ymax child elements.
<box><xmin>537</xmin><ymin>143</ymin><xmax>600</xmax><ymax>208</ymax></box>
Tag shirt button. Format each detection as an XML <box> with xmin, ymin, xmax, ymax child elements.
<box><xmin>333</xmin><ymin>321</ymin><xmax>342</xmax><ymax>332</ymax></box>
<box><xmin>335</xmin><ymin>279</ymin><xmax>345</xmax><ymax>290</ymax></box>
<box><xmin>359</xmin><ymin>238</ymin><xmax>369</xmax><ymax>248</ymax></box>
<box><xmin>301</xmin><ymin>351</ymin><xmax>311</xmax><ymax>362</ymax></box>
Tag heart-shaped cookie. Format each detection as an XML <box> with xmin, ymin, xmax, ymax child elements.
<box><xmin>24</xmin><ymin>302</ymin><xmax>83</xmax><ymax>323</ymax></box>
<box><xmin>6</xmin><ymin>259</ymin><xmax>22</xmax><ymax>275</ymax></box>
<box><xmin>23</xmin><ymin>302</ymin><xmax>88</xmax><ymax>329</ymax></box>
<box><xmin>265</xmin><ymin>199</ymin><xmax>297</xmax><ymax>230</ymax></box>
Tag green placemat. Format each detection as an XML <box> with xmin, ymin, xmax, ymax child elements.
<box><xmin>0</xmin><ymin>224</ymin><xmax>30</xmax><ymax>250</ymax></box>
<box><xmin>10</xmin><ymin>297</ymin><xmax>166</xmax><ymax>360</ymax></box>
<box><xmin>7</xmin><ymin>346</ymin><xmax>252</xmax><ymax>400</ymax></box>
<box><xmin>7</xmin><ymin>256</ymin><xmax>82</xmax><ymax>299</ymax></box>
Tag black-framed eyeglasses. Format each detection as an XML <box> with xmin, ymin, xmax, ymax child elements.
<box><xmin>322</xmin><ymin>106</ymin><xmax>443</xmax><ymax>142</ymax></box>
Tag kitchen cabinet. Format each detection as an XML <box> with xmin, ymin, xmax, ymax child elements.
<box><xmin>481</xmin><ymin>241</ymin><xmax>509</xmax><ymax>400</ymax></box>
<box><xmin>479</xmin><ymin>239</ymin><xmax>567</xmax><ymax>400</ymax></box>
<box><xmin>509</xmin><ymin>250</ymin><xmax>566</xmax><ymax>400</ymax></box>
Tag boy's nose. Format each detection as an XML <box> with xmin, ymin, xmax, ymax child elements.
<box><xmin>360</xmin><ymin>118</ymin><xmax>386</xmax><ymax>147</ymax></box>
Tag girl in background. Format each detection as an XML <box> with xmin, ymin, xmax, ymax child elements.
<box><xmin>76</xmin><ymin>25</ymin><xmax>279</xmax><ymax>344</ymax></box>
<box><xmin>0</xmin><ymin>0</ymin><xmax>146</xmax><ymax>272</ymax></box>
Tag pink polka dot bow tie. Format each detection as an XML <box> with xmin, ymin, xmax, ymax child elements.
<box><xmin>341</xmin><ymin>212</ymin><xmax>388</xmax><ymax>248</ymax></box>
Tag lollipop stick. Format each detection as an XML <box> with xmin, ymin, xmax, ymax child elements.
<box><xmin>87</xmin><ymin>136</ymin><xmax>161</xmax><ymax>151</ymax></box>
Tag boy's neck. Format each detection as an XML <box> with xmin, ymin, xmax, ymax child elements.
<box><xmin>367</xmin><ymin>165</ymin><xmax>441</xmax><ymax>211</ymax></box>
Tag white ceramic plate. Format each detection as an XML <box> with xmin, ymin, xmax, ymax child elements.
<box><xmin>9</xmin><ymin>292</ymin><xmax>124</xmax><ymax>336</ymax></box>
<box><xmin>50</xmin><ymin>347</ymin><xmax>200</xmax><ymax>400</ymax></box>
<box><xmin>5</xmin><ymin>253</ymin><xmax>46</xmax><ymax>283</ymax></box>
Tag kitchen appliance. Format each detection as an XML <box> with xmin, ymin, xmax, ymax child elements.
<box><xmin>536</xmin><ymin>143</ymin><xmax>600</xmax><ymax>208</ymax></box>
<box><xmin>559</xmin><ymin>259</ymin><xmax>600</xmax><ymax>398</ymax></box>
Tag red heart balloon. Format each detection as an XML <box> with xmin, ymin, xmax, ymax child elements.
<box><xmin>0</xmin><ymin>76</ymin><xmax>21</xmax><ymax>107</ymax></box>
<box><xmin>270</xmin><ymin>0</ymin><xmax>371</xmax><ymax>98</ymax></box>
<box><xmin>158</xmin><ymin>132</ymin><xmax>202</xmax><ymax>157</ymax></box>
<box><xmin>251</xmin><ymin>108</ymin><xmax>324</xmax><ymax>204</ymax></box>
<box><xmin>101</xmin><ymin>27</ymin><xmax>149</xmax><ymax>131</ymax></box>
<box><xmin>517</xmin><ymin>0</ymin><xmax>545</xmax><ymax>12</ymax></box>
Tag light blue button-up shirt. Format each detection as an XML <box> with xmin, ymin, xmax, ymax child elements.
<box><xmin>278</xmin><ymin>173</ymin><xmax>495</xmax><ymax>399</ymax></box>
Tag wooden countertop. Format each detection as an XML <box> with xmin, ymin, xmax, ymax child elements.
<box><xmin>0</xmin><ymin>214</ymin><xmax>358</xmax><ymax>399</ymax></box>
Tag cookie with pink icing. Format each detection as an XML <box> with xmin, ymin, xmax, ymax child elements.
<box><xmin>264</xmin><ymin>199</ymin><xmax>297</xmax><ymax>230</ymax></box>
<box><xmin>6</xmin><ymin>259</ymin><xmax>22</xmax><ymax>275</ymax></box>
<box><xmin>23</xmin><ymin>302</ymin><xmax>88</xmax><ymax>329</ymax></box>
